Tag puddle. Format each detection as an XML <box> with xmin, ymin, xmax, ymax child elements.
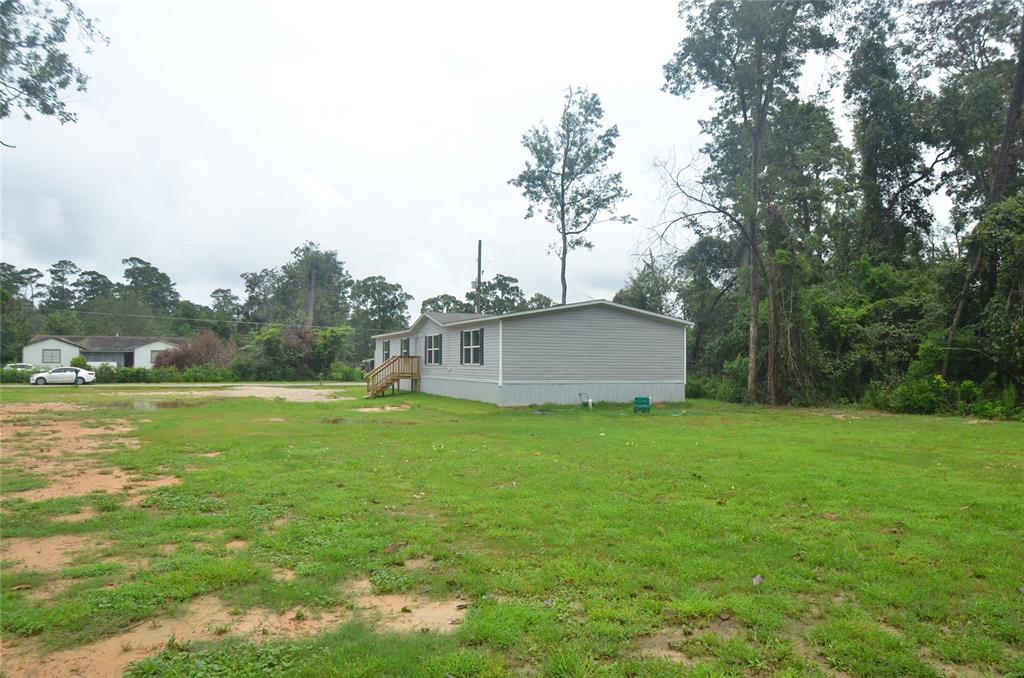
<box><xmin>117</xmin><ymin>387</ymin><xmax>354</xmax><ymax>403</ymax></box>
<box><xmin>346</xmin><ymin>578</ymin><xmax>466</xmax><ymax>633</ymax></box>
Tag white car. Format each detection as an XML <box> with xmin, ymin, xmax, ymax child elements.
<box><xmin>29</xmin><ymin>367</ymin><xmax>96</xmax><ymax>386</ymax></box>
<box><xmin>5</xmin><ymin>363</ymin><xmax>35</xmax><ymax>370</ymax></box>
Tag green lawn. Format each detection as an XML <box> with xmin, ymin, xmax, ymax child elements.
<box><xmin>1</xmin><ymin>386</ymin><xmax>1021</xmax><ymax>677</ymax></box>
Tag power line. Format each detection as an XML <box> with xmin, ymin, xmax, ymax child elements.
<box><xmin>1</xmin><ymin>208</ymin><xmax>642</xmax><ymax>265</ymax></box>
<box><xmin>0</xmin><ymin>229</ymin><xmax>638</xmax><ymax>267</ymax></box>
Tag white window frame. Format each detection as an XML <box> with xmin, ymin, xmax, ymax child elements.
<box><xmin>425</xmin><ymin>334</ymin><xmax>442</xmax><ymax>365</ymax></box>
<box><xmin>150</xmin><ymin>350</ymin><xmax>166</xmax><ymax>364</ymax></box>
<box><xmin>42</xmin><ymin>349</ymin><xmax>61</xmax><ymax>364</ymax></box>
<box><xmin>383</xmin><ymin>340</ymin><xmax>391</xmax><ymax>360</ymax></box>
<box><xmin>461</xmin><ymin>329</ymin><xmax>482</xmax><ymax>365</ymax></box>
<box><xmin>400</xmin><ymin>337</ymin><xmax>410</xmax><ymax>356</ymax></box>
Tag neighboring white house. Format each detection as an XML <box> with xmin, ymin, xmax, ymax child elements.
<box><xmin>21</xmin><ymin>336</ymin><xmax>185</xmax><ymax>369</ymax></box>
<box><xmin>369</xmin><ymin>300</ymin><xmax>692</xmax><ymax>406</ymax></box>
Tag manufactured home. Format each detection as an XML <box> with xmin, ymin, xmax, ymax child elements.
<box><xmin>21</xmin><ymin>336</ymin><xmax>184</xmax><ymax>369</ymax></box>
<box><xmin>368</xmin><ymin>300</ymin><xmax>692</xmax><ymax>406</ymax></box>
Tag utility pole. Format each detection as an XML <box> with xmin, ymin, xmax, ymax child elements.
<box><xmin>475</xmin><ymin>239</ymin><xmax>482</xmax><ymax>314</ymax></box>
<box><xmin>304</xmin><ymin>266</ymin><xmax>317</xmax><ymax>328</ymax></box>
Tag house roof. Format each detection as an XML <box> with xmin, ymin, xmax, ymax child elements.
<box><xmin>372</xmin><ymin>300</ymin><xmax>693</xmax><ymax>339</ymax></box>
<box><xmin>26</xmin><ymin>336</ymin><xmax>186</xmax><ymax>351</ymax></box>
<box><xmin>422</xmin><ymin>311</ymin><xmax>484</xmax><ymax>324</ymax></box>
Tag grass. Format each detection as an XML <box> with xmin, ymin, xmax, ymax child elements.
<box><xmin>0</xmin><ymin>385</ymin><xmax>1022</xmax><ymax>676</ymax></box>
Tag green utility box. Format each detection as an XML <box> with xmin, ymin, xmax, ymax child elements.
<box><xmin>633</xmin><ymin>396</ymin><xmax>652</xmax><ymax>414</ymax></box>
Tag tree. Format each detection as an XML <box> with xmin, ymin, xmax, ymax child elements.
<box><xmin>122</xmin><ymin>257</ymin><xmax>179</xmax><ymax>315</ymax></box>
<box><xmin>210</xmin><ymin>288</ymin><xmax>240</xmax><ymax>317</ymax></box>
<box><xmin>421</xmin><ymin>294</ymin><xmax>472</xmax><ymax>314</ymax></box>
<box><xmin>920</xmin><ymin>2</ymin><xmax>1024</xmax><ymax>376</ymax></box>
<box><xmin>239</xmin><ymin>268</ymin><xmax>281</xmax><ymax>324</ymax></box>
<box><xmin>0</xmin><ymin>284</ymin><xmax>31</xmax><ymax>362</ymax></box>
<box><xmin>44</xmin><ymin>308</ymin><xmax>82</xmax><ymax>334</ymax></box>
<box><xmin>663</xmin><ymin>0</ymin><xmax>837</xmax><ymax>401</ymax></box>
<box><xmin>844</xmin><ymin>1</ymin><xmax>933</xmax><ymax>263</ymax></box>
<box><xmin>509</xmin><ymin>87</ymin><xmax>633</xmax><ymax>305</ymax></box>
<box><xmin>154</xmin><ymin>330</ymin><xmax>237</xmax><ymax>370</ymax></box>
<box><xmin>40</xmin><ymin>259</ymin><xmax>79</xmax><ymax>312</ymax></box>
<box><xmin>72</xmin><ymin>270</ymin><xmax>114</xmax><ymax>306</ymax></box>
<box><xmin>613</xmin><ymin>258</ymin><xmax>674</xmax><ymax>314</ymax></box>
<box><xmin>241</xmin><ymin>243</ymin><xmax>352</xmax><ymax>328</ymax></box>
<box><xmin>348</xmin><ymin>275</ymin><xmax>412</xmax><ymax>361</ymax></box>
<box><xmin>525</xmin><ymin>292</ymin><xmax>554</xmax><ymax>310</ymax></box>
<box><xmin>467</xmin><ymin>273</ymin><xmax>528</xmax><ymax>315</ymax></box>
<box><xmin>0</xmin><ymin>0</ymin><xmax>108</xmax><ymax>146</ymax></box>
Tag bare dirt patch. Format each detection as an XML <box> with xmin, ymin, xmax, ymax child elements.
<box><xmin>53</xmin><ymin>506</ymin><xmax>98</xmax><ymax>523</ymax></box>
<box><xmin>0</xmin><ymin>403</ymin><xmax>87</xmax><ymax>415</ymax></box>
<box><xmin>22</xmin><ymin>578</ymin><xmax>74</xmax><ymax>602</ymax></box>
<box><xmin>789</xmin><ymin>629</ymin><xmax>856</xmax><ymax>678</ymax></box>
<box><xmin>355</xmin><ymin>404</ymin><xmax>411</xmax><ymax>413</ymax></box>
<box><xmin>635</xmin><ymin>618</ymin><xmax>745</xmax><ymax>665</ymax></box>
<box><xmin>403</xmin><ymin>557</ymin><xmax>433</xmax><ymax>571</ymax></box>
<box><xmin>15</xmin><ymin>469</ymin><xmax>132</xmax><ymax>501</ymax></box>
<box><xmin>346</xmin><ymin>577</ymin><xmax>467</xmax><ymax>633</ymax></box>
<box><xmin>635</xmin><ymin>627</ymin><xmax>697</xmax><ymax>666</ymax></box>
<box><xmin>0</xmin><ymin>595</ymin><xmax>352</xmax><ymax>678</ymax></box>
<box><xmin>13</xmin><ymin>470</ymin><xmax>179</xmax><ymax>503</ymax></box>
<box><xmin>199</xmin><ymin>451</ymin><xmax>222</xmax><ymax>458</ymax></box>
<box><xmin>2</xmin><ymin>535</ymin><xmax>107</xmax><ymax>572</ymax></box>
<box><xmin>226</xmin><ymin>539</ymin><xmax>247</xmax><ymax>550</ymax></box>
<box><xmin>272</xmin><ymin>567</ymin><xmax>296</xmax><ymax>581</ymax></box>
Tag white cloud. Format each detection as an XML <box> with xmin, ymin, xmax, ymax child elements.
<box><xmin>1</xmin><ymin>0</ymin><xmax>712</xmax><ymax>312</ymax></box>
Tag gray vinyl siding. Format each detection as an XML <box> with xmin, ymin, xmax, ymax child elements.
<box><xmin>372</xmin><ymin>303</ymin><xmax>687</xmax><ymax>406</ymax></box>
<box><xmin>501</xmin><ymin>305</ymin><xmax>684</xmax><ymax>383</ymax></box>
<box><xmin>498</xmin><ymin>382</ymin><xmax>684</xmax><ymax>406</ymax></box>
<box><xmin>374</xmin><ymin>319</ymin><xmax>499</xmax><ymax>384</ymax></box>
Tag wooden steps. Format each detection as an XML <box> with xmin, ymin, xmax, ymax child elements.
<box><xmin>365</xmin><ymin>355</ymin><xmax>420</xmax><ymax>398</ymax></box>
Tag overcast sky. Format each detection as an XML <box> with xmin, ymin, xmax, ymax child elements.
<box><xmin>1</xmin><ymin>0</ymin><xmax>716</xmax><ymax>313</ymax></box>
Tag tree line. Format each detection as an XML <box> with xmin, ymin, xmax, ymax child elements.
<box><xmin>0</xmin><ymin>242</ymin><xmax>555</xmax><ymax>368</ymax></box>
<box><xmin>611</xmin><ymin>0</ymin><xmax>1023</xmax><ymax>416</ymax></box>
<box><xmin>1</xmin><ymin>0</ymin><xmax>1022</xmax><ymax>415</ymax></box>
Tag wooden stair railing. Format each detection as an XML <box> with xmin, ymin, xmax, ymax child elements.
<box><xmin>365</xmin><ymin>355</ymin><xmax>420</xmax><ymax>398</ymax></box>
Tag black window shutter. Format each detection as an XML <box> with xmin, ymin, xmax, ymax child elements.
<box><xmin>479</xmin><ymin>328</ymin><xmax>484</xmax><ymax>365</ymax></box>
<box><xmin>425</xmin><ymin>336</ymin><xmax>429</xmax><ymax>362</ymax></box>
<box><xmin>459</xmin><ymin>331</ymin><xmax>464</xmax><ymax>365</ymax></box>
<box><xmin>437</xmin><ymin>334</ymin><xmax>442</xmax><ymax>364</ymax></box>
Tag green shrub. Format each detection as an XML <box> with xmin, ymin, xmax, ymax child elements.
<box><xmin>181</xmin><ymin>365</ymin><xmax>232</xmax><ymax>383</ymax></box>
<box><xmin>0</xmin><ymin>367</ymin><xmax>33</xmax><ymax>383</ymax></box>
<box><xmin>94</xmin><ymin>365</ymin><xmax>118</xmax><ymax>383</ymax></box>
<box><xmin>889</xmin><ymin>375</ymin><xmax>952</xmax><ymax>414</ymax></box>
<box><xmin>329</xmin><ymin>361</ymin><xmax>363</xmax><ymax>381</ymax></box>
<box><xmin>70</xmin><ymin>355</ymin><xmax>90</xmax><ymax>369</ymax></box>
<box><xmin>863</xmin><ymin>375</ymin><xmax>1020</xmax><ymax>420</ymax></box>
